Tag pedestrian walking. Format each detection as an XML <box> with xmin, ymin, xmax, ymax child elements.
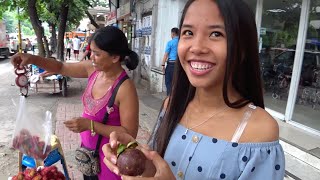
<box><xmin>65</xmin><ymin>37</ymin><xmax>72</xmax><ymax>60</ymax></box>
<box><xmin>161</xmin><ymin>28</ymin><xmax>179</xmax><ymax>95</ymax></box>
<box><xmin>11</xmin><ymin>26</ymin><xmax>140</xmax><ymax>180</ymax></box>
<box><xmin>80</xmin><ymin>36</ymin><xmax>92</xmax><ymax>61</ymax></box>
<box><xmin>103</xmin><ymin>0</ymin><xmax>285</xmax><ymax>180</ymax></box>
<box><xmin>72</xmin><ymin>35</ymin><xmax>81</xmax><ymax>60</ymax></box>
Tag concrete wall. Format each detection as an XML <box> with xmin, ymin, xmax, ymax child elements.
<box><xmin>131</xmin><ymin>0</ymin><xmax>188</xmax><ymax>92</ymax></box>
<box><xmin>131</xmin><ymin>0</ymin><xmax>155</xmax><ymax>86</ymax></box>
<box><xmin>149</xmin><ymin>0</ymin><xmax>188</xmax><ymax>92</ymax></box>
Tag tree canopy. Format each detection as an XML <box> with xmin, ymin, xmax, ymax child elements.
<box><xmin>0</xmin><ymin>0</ymin><xmax>108</xmax><ymax>57</ymax></box>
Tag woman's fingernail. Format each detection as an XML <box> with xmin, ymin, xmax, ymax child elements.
<box><xmin>111</xmin><ymin>157</ymin><xmax>117</xmax><ymax>164</ymax></box>
<box><xmin>111</xmin><ymin>141</ymin><xmax>115</xmax><ymax>148</ymax></box>
<box><xmin>113</xmin><ymin>169</ymin><xmax>119</xmax><ymax>175</ymax></box>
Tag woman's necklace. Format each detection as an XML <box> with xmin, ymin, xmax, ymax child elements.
<box><xmin>185</xmin><ymin>106</ymin><xmax>229</xmax><ymax>134</ymax></box>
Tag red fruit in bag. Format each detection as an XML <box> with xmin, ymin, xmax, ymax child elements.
<box><xmin>25</xmin><ymin>168</ymin><xmax>36</xmax><ymax>178</ymax></box>
<box><xmin>49</xmin><ymin>165</ymin><xmax>58</xmax><ymax>173</ymax></box>
<box><xmin>41</xmin><ymin>167</ymin><xmax>50</xmax><ymax>176</ymax></box>
<box><xmin>16</xmin><ymin>172</ymin><xmax>25</xmax><ymax>180</ymax></box>
<box><xmin>20</xmin><ymin>129</ymin><xmax>31</xmax><ymax>137</ymax></box>
<box><xmin>13</xmin><ymin>129</ymin><xmax>51</xmax><ymax>160</ymax></box>
<box><xmin>57</xmin><ymin>172</ymin><xmax>65</xmax><ymax>178</ymax></box>
<box><xmin>32</xmin><ymin>174</ymin><xmax>42</xmax><ymax>180</ymax></box>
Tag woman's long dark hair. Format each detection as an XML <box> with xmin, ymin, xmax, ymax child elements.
<box><xmin>152</xmin><ymin>0</ymin><xmax>264</xmax><ymax>156</ymax></box>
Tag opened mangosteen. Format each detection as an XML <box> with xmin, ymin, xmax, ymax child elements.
<box><xmin>116</xmin><ymin>141</ymin><xmax>146</xmax><ymax>176</ymax></box>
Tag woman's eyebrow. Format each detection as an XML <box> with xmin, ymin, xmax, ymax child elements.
<box><xmin>181</xmin><ymin>24</ymin><xmax>193</xmax><ymax>29</ymax></box>
<box><xmin>181</xmin><ymin>24</ymin><xmax>225</xmax><ymax>30</ymax></box>
<box><xmin>207</xmin><ymin>24</ymin><xmax>225</xmax><ymax>30</ymax></box>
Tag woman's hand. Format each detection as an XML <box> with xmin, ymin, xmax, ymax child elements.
<box><xmin>39</xmin><ymin>71</ymin><xmax>55</xmax><ymax>77</ymax></box>
<box><xmin>102</xmin><ymin>131</ymin><xmax>136</xmax><ymax>175</ymax></box>
<box><xmin>121</xmin><ymin>149</ymin><xmax>175</xmax><ymax>180</ymax></box>
<box><xmin>63</xmin><ymin>117</ymin><xmax>90</xmax><ymax>133</ymax></box>
<box><xmin>102</xmin><ymin>131</ymin><xmax>175</xmax><ymax>180</ymax></box>
<box><xmin>11</xmin><ymin>53</ymin><xmax>34</xmax><ymax>69</ymax></box>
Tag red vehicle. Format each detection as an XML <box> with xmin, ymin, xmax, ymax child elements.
<box><xmin>0</xmin><ymin>20</ymin><xmax>10</xmax><ymax>58</ymax></box>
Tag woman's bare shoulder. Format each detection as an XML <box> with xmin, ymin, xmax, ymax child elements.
<box><xmin>244</xmin><ymin>107</ymin><xmax>280</xmax><ymax>142</ymax></box>
<box><xmin>163</xmin><ymin>97</ymin><xmax>170</xmax><ymax>109</ymax></box>
<box><xmin>118</xmin><ymin>78</ymin><xmax>137</xmax><ymax>95</ymax></box>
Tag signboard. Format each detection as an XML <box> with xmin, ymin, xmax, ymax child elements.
<box><xmin>117</xmin><ymin>2</ymin><xmax>131</xmax><ymax>20</ymax></box>
<box><xmin>107</xmin><ymin>10</ymin><xmax>117</xmax><ymax>25</ymax></box>
<box><xmin>260</xmin><ymin>27</ymin><xmax>267</xmax><ymax>35</ymax></box>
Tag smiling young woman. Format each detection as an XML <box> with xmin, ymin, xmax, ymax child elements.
<box><xmin>103</xmin><ymin>0</ymin><xmax>285</xmax><ymax>180</ymax></box>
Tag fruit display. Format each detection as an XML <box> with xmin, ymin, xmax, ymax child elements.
<box><xmin>116</xmin><ymin>141</ymin><xmax>147</xmax><ymax>176</ymax></box>
<box><xmin>12</xmin><ymin>166</ymin><xmax>65</xmax><ymax>180</ymax></box>
<box><xmin>12</xmin><ymin>129</ymin><xmax>51</xmax><ymax>160</ymax></box>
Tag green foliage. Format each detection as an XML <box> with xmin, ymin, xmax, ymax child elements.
<box><xmin>2</xmin><ymin>10</ymin><xmax>34</xmax><ymax>35</ymax></box>
<box><xmin>1</xmin><ymin>0</ymin><xmax>107</xmax><ymax>36</ymax></box>
<box><xmin>67</xmin><ymin>0</ymin><xmax>90</xmax><ymax>29</ymax></box>
<box><xmin>90</xmin><ymin>0</ymin><xmax>108</xmax><ymax>7</ymax></box>
<box><xmin>2</xmin><ymin>11</ymin><xmax>16</xmax><ymax>33</ymax></box>
<box><xmin>262</xmin><ymin>0</ymin><xmax>302</xmax><ymax>48</ymax></box>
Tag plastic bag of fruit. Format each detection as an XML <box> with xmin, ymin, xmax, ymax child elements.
<box><xmin>11</xmin><ymin>96</ymin><xmax>52</xmax><ymax>160</ymax></box>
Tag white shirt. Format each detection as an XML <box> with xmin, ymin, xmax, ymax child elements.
<box><xmin>72</xmin><ymin>38</ymin><xmax>81</xmax><ymax>50</ymax></box>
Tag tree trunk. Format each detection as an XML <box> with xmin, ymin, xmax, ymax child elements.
<box><xmin>57</xmin><ymin>0</ymin><xmax>69</xmax><ymax>61</ymax></box>
<box><xmin>27</xmin><ymin>0</ymin><xmax>45</xmax><ymax>57</ymax></box>
<box><xmin>43</xmin><ymin>35</ymin><xmax>50</xmax><ymax>57</ymax></box>
<box><xmin>85</xmin><ymin>10</ymin><xmax>100</xmax><ymax>29</ymax></box>
<box><xmin>49</xmin><ymin>22</ymin><xmax>57</xmax><ymax>55</ymax></box>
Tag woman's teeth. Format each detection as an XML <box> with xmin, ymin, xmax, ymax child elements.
<box><xmin>190</xmin><ymin>61</ymin><xmax>213</xmax><ymax>70</ymax></box>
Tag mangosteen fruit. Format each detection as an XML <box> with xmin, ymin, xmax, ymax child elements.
<box><xmin>116</xmin><ymin>141</ymin><xmax>146</xmax><ymax>176</ymax></box>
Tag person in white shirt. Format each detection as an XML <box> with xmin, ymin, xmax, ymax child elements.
<box><xmin>72</xmin><ymin>35</ymin><xmax>81</xmax><ymax>60</ymax></box>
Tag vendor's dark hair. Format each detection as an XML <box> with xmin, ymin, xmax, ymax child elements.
<box><xmin>152</xmin><ymin>0</ymin><xmax>264</xmax><ymax>156</ymax></box>
<box><xmin>91</xmin><ymin>26</ymin><xmax>139</xmax><ymax>70</ymax></box>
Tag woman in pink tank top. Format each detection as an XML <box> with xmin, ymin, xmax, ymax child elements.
<box><xmin>11</xmin><ymin>26</ymin><xmax>140</xmax><ymax>180</ymax></box>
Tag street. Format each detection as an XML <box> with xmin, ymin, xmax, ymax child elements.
<box><xmin>0</xmin><ymin>57</ymin><xmax>86</xmax><ymax>177</ymax></box>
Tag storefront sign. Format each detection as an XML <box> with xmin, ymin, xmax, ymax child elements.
<box><xmin>107</xmin><ymin>10</ymin><xmax>117</xmax><ymax>25</ymax></box>
<box><xmin>260</xmin><ymin>27</ymin><xmax>266</xmax><ymax>35</ymax></box>
<box><xmin>117</xmin><ymin>2</ymin><xmax>131</xmax><ymax>20</ymax></box>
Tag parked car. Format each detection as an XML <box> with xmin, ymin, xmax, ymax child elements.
<box><xmin>10</xmin><ymin>37</ymin><xmax>27</xmax><ymax>54</ymax></box>
<box><xmin>9</xmin><ymin>33</ymin><xmax>28</xmax><ymax>54</ymax></box>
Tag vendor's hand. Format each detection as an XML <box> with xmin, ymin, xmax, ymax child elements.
<box><xmin>121</xmin><ymin>149</ymin><xmax>175</xmax><ymax>180</ymax></box>
<box><xmin>11</xmin><ymin>53</ymin><xmax>34</xmax><ymax>69</ymax></box>
<box><xmin>162</xmin><ymin>66</ymin><xmax>165</xmax><ymax>74</ymax></box>
<box><xmin>40</xmin><ymin>71</ymin><xmax>55</xmax><ymax>77</ymax></box>
<box><xmin>63</xmin><ymin>117</ymin><xmax>89</xmax><ymax>133</ymax></box>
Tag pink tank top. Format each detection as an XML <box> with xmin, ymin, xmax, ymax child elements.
<box><xmin>80</xmin><ymin>70</ymin><xmax>127</xmax><ymax>179</ymax></box>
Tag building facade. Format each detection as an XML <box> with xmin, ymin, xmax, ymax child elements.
<box><xmin>115</xmin><ymin>0</ymin><xmax>320</xmax><ymax>135</ymax></box>
<box><xmin>244</xmin><ymin>0</ymin><xmax>320</xmax><ymax>135</ymax></box>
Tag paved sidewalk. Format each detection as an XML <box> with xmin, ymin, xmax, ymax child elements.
<box><xmin>55</xmin><ymin>103</ymin><xmax>83</xmax><ymax>179</ymax></box>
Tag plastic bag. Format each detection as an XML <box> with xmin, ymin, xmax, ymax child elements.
<box><xmin>11</xmin><ymin>96</ymin><xmax>52</xmax><ymax>160</ymax></box>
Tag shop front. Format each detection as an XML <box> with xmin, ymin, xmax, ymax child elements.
<box><xmin>117</xmin><ymin>1</ymin><xmax>132</xmax><ymax>44</ymax></box>
<box><xmin>107</xmin><ymin>10</ymin><xmax>117</xmax><ymax>27</ymax></box>
<box><xmin>244</xmin><ymin>0</ymin><xmax>320</xmax><ymax>134</ymax></box>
